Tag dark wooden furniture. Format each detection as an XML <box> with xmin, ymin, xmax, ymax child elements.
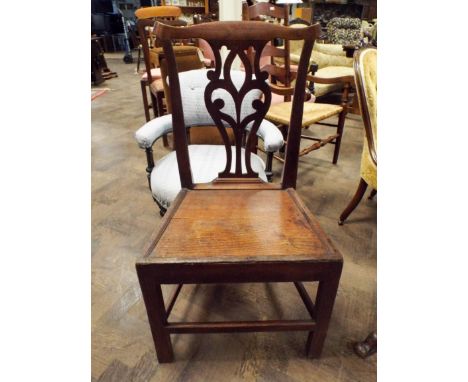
<box><xmin>354</xmin><ymin>330</ymin><xmax>377</xmax><ymax>358</ymax></box>
<box><xmin>136</xmin><ymin>21</ymin><xmax>343</xmax><ymax>363</ymax></box>
<box><xmin>91</xmin><ymin>37</ymin><xmax>105</xmax><ymax>85</ymax></box>
<box><xmin>91</xmin><ymin>36</ymin><xmax>117</xmax><ymax>85</ymax></box>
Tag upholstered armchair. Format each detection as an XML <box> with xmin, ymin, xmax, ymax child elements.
<box><xmin>339</xmin><ymin>47</ymin><xmax>377</xmax><ymax>225</ymax></box>
<box><xmin>289</xmin><ymin>24</ymin><xmax>354</xmax><ymax>98</ymax></box>
<box><xmin>135</xmin><ymin>69</ymin><xmax>285</xmax><ymax>215</ymax></box>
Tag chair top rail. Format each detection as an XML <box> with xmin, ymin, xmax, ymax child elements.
<box><xmin>156</xmin><ymin>21</ymin><xmax>320</xmax><ymax>42</ymax></box>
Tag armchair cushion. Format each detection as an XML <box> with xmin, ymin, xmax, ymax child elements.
<box><xmin>151</xmin><ymin>145</ymin><xmax>267</xmax><ymax>209</ymax></box>
<box><xmin>313</xmin><ymin>66</ymin><xmax>354</xmax><ymax>98</ymax></box>
<box><xmin>290</xmin><ymin>41</ymin><xmax>353</xmax><ymax>69</ymax></box>
<box><xmin>141</xmin><ymin>68</ymin><xmax>162</xmax><ymax>81</ymax></box>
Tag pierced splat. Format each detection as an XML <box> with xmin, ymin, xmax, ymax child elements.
<box><xmin>204</xmin><ymin>40</ymin><xmax>272</xmax><ymax>179</ymax></box>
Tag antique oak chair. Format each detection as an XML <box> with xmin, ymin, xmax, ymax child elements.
<box><xmin>136</xmin><ymin>21</ymin><xmax>343</xmax><ymax>363</ymax></box>
<box><xmin>339</xmin><ymin>47</ymin><xmax>377</xmax><ymax>225</ymax></box>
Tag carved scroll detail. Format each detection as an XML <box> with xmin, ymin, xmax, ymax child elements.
<box><xmin>204</xmin><ymin>40</ymin><xmax>271</xmax><ymax>178</ymax></box>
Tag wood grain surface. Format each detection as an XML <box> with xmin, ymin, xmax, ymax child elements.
<box><xmin>143</xmin><ymin>189</ymin><xmax>341</xmax><ymax>263</ymax></box>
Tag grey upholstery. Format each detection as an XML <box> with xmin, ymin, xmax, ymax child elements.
<box><xmin>135</xmin><ymin>69</ymin><xmax>284</xmax><ymax>152</ymax></box>
<box><xmin>151</xmin><ymin>145</ymin><xmax>267</xmax><ymax>209</ymax></box>
<box><xmin>136</xmin><ymin>69</ymin><xmax>277</xmax><ymax>210</ymax></box>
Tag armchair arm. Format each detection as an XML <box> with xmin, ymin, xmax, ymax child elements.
<box><xmin>246</xmin><ymin>120</ymin><xmax>284</xmax><ymax>153</ymax></box>
<box><xmin>134</xmin><ymin>114</ymin><xmax>173</xmax><ymax>149</ymax></box>
<box><xmin>306</xmin><ymin>74</ymin><xmax>354</xmax><ymax>85</ymax></box>
<box><xmin>269</xmin><ymin>83</ymin><xmax>295</xmax><ymax>96</ymax></box>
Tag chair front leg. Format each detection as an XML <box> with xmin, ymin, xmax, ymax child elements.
<box><xmin>141</xmin><ymin>81</ymin><xmax>151</xmax><ymax>122</ymax></box>
<box><xmin>306</xmin><ymin>270</ymin><xmax>341</xmax><ymax>358</ymax></box>
<box><xmin>332</xmin><ymin>82</ymin><xmax>351</xmax><ymax>164</ymax></box>
<box><xmin>136</xmin><ymin>267</ymin><xmax>174</xmax><ymax>363</ymax></box>
<box><xmin>368</xmin><ymin>189</ymin><xmax>377</xmax><ymax>200</ymax></box>
<box><xmin>145</xmin><ymin>147</ymin><xmax>155</xmax><ymax>190</ymax></box>
<box><xmin>265</xmin><ymin>151</ymin><xmax>274</xmax><ymax>182</ymax></box>
<box><xmin>332</xmin><ymin>110</ymin><xmax>346</xmax><ymax>164</ymax></box>
<box><xmin>339</xmin><ymin>178</ymin><xmax>368</xmax><ymax>225</ymax></box>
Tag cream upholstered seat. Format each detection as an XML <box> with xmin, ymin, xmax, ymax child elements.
<box><xmin>135</xmin><ymin>69</ymin><xmax>284</xmax><ymax>214</ymax></box>
<box><xmin>151</xmin><ymin>145</ymin><xmax>267</xmax><ymax>209</ymax></box>
<box><xmin>290</xmin><ymin>24</ymin><xmax>354</xmax><ymax>98</ymax></box>
<box><xmin>310</xmin><ymin>66</ymin><xmax>354</xmax><ymax>97</ymax></box>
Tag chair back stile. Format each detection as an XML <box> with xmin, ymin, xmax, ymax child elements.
<box><xmin>354</xmin><ymin>47</ymin><xmax>377</xmax><ymax>166</ymax></box>
<box><xmin>156</xmin><ymin>21</ymin><xmax>320</xmax><ymax>190</ymax></box>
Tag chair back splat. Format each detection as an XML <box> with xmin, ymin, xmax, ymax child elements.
<box><xmin>156</xmin><ymin>21</ymin><xmax>320</xmax><ymax>189</ymax></box>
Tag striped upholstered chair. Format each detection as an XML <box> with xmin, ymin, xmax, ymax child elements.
<box><xmin>135</xmin><ymin>69</ymin><xmax>285</xmax><ymax>216</ymax></box>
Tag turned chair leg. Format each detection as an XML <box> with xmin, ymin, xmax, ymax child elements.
<box><xmin>353</xmin><ymin>331</ymin><xmax>377</xmax><ymax>358</ymax></box>
<box><xmin>339</xmin><ymin>178</ymin><xmax>368</xmax><ymax>225</ymax></box>
<box><xmin>265</xmin><ymin>152</ymin><xmax>273</xmax><ymax>182</ymax></box>
<box><xmin>136</xmin><ymin>269</ymin><xmax>174</xmax><ymax>363</ymax></box>
<box><xmin>141</xmin><ymin>81</ymin><xmax>151</xmax><ymax>122</ymax></box>
<box><xmin>332</xmin><ymin>111</ymin><xmax>346</xmax><ymax>165</ymax></box>
<box><xmin>368</xmin><ymin>189</ymin><xmax>377</xmax><ymax>200</ymax></box>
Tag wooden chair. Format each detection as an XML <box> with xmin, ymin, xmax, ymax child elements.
<box><xmin>135</xmin><ymin>6</ymin><xmax>183</xmax><ymax>122</ymax></box>
<box><xmin>244</xmin><ymin>2</ymin><xmax>292</xmax><ymax>103</ymax></box>
<box><xmin>193</xmin><ymin>13</ymin><xmax>217</xmax><ymax>68</ymax></box>
<box><xmin>265</xmin><ymin>70</ymin><xmax>353</xmax><ymax>164</ymax></box>
<box><xmin>339</xmin><ymin>47</ymin><xmax>377</xmax><ymax>225</ymax></box>
<box><xmin>136</xmin><ymin>21</ymin><xmax>343</xmax><ymax>363</ymax></box>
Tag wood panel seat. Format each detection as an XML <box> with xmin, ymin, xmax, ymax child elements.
<box><xmin>140</xmin><ymin>188</ymin><xmax>342</xmax><ymax>264</ymax></box>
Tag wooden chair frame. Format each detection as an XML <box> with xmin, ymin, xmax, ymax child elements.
<box><xmin>136</xmin><ymin>21</ymin><xmax>343</xmax><ymax>363</ymax></box>
<box><xmin>339</xmin><ymin>47</ymin><xmax>377</xmax><ymax>224</ymax></box>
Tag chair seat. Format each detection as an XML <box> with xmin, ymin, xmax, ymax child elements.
<box><xmin>141</xmin><ymin>68</ymin><xmax>162</xmax><ymax>80</ymax></box>
<box><xmin>266</xmin><ymin>102</ymin><xmax>343</xmax><ymax>128</ymax></box>
<box><xmin>149</xmin><ymin>78</ymin><xmax>164</xmax><ymax>95</ymax></box>
<box><xmin>151</xmin><ymin>145</ymin><xmax>267</xmax><ymax>209</ymax></box>
<box><xmin>314</xmin><ymin>66</ymin><xmax>354</xmax><ymax>98</ymax></box>
<box><xmin>141</xmin><ymin>188</ymin><xmax>342</xmax><ymax>264</ymax></box>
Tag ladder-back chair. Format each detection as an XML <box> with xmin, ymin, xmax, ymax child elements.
<box><xmin>136</xmin><ymin>21</ymin><xmax>343</xmax><ymax>363</ymax></box>
<box><xmin>244</xmin><ymin>2</ymin><xmax>292</xmax><ymax>102</ymax></box>
<box><xmin>135</xmin><ymin>6</ymin><xmax>184</xmax><ymax>122</ymax></box>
